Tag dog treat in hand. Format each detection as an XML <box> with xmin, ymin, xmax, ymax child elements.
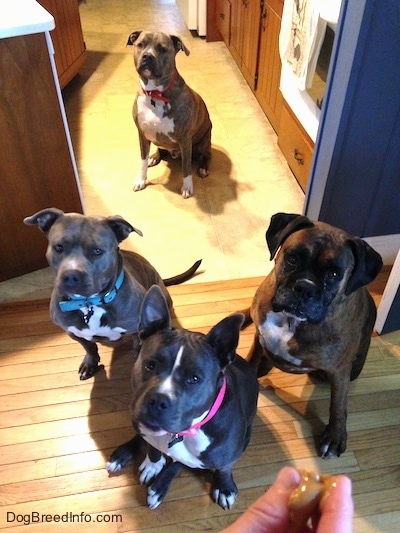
<box><xmin>288</xmin><ymin>470</ymin><xmax>337</xmax><ymax>530</ymax></box>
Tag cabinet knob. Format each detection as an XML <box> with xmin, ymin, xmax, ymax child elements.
<box><xmin>294</xmin><ymin>149</ymin><xmax>304</xmax><ymax>165</ymax></box>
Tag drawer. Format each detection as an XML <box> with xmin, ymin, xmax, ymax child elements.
<box><xmin>278</xmin><ymin>101</ymin><xmax>314</xmax><ymax>191</ymax></box>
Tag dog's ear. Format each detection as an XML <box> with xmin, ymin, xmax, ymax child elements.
<box><xmin>170</xmin><ymin>35</ymin><xmax>190</xmax><ymax>56</ymax></box>
<box><xmin>138</xmin><ymin>285</ymin><xmax>171</xmax><ymax>341</ymax></box>
<box><xmin>23</xmin><ymin>208</ymin><xmax>65</xmax><ymax>233</ymax></box>
<box><xmin>266</xmin><ymin>212</ymin><xmax>315</xmax><ymax>260</ymax></box>
<box><xmin>345</xmin><ymin>238</ymin><xmax>383</xmax><ymax>295</ymax></box>
<box><xmin>127</xmin><ymin>31</ymin><xmax>142</xmax><ymax>46</ymax></box>
<box><xmin>106</xmin><ymin>216</ymin><xmax>143</xmax><ymax>243</ymax></box>
<box><xmin>205</xmin><ymin>313</ymin><xmax>244</xmax><ymax>370</ymax></box>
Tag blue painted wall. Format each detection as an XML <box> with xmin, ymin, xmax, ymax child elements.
<box><xmin>318</xmin><ymin>0</ymin><xmax>400</xmax><ymax>237</ymax></box>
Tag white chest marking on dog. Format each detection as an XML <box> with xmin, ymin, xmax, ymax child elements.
<box><xmin>137</xmin><ymin>94</ymin><xmax>175</xmax><ymax>145</ymax></box>
<box><xmin>158</xmin><ymin>345</ymin><xmax>184</xmax><ymax>399</ymax></box>
<box><xmin>258</xmin><ymin>311</ymin><xmax>304</xmax><ymax>367</ymax></box>
<box><xmin>140</xmin><ymin>428</ymin><xmax>211</xmax><ymax>469</ymax></box>
<box><xmin>67</xmin><ymin>306</ymin><xmax>126</xmax><ymax>341</ymax></box>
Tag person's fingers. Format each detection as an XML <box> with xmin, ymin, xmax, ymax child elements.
<box><xmin>223</xmin><ymin>467</ymin><xmax>302</xmax><ymax>533</ymax></box>
<box><xmin>317</xmin><ymin>475</ymin><xmax>353</xmax><ymax>533</ymax></box>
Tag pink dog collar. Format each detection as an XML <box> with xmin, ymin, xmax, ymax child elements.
<box><xmin>177</xmin><ymin>376</ymin><xmax>227</xmax><ymax>438</ymax></box>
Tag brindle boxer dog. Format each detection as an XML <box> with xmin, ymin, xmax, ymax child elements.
<box><xmin>24</xmin><ymin>208</ymin><xmax>201</xmax><ymax>380</ymax></box>
<box><xmin>127</xmin><ymin>31</ymin><xmax>212</xmax><ymax>198</ymax></box>
<box><xmin>244</xmin><ymin>213</ymin><xmax>382</xmax><ymax>458</ymax></box>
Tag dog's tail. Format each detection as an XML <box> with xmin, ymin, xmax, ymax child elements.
<box><xmin>163</xmin><ymin>259</ymin><xmax>202</xmax><ymax>286</ymax></box>
<box><xmin>238</xmin><ymin>307</ymin><xmax>253</xmax><ymax>330</ymax></box>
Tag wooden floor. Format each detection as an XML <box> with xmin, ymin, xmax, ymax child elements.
<box><xmin>0</xmin><ymin>271</ymin><xmax>399</xmax><ymax>532</ymax></box>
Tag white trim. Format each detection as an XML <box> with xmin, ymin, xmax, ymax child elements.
<box><xmin>375</xmin><ymin>248</ymin><xmax>400</xmax><ymax>334</ymax></box>
<box><xmin>304</xmin><ymin>0</ymin><xmax>366</xmax><ymax>214</ymax></box>
<box><xmin>45</xmin><ymin>32</ymin><xmax>85</xmax><ymax>212</ymax></box>
<box><xmin>364</xmin><ymin>234</ymin><xmax>400</xmax><ymax>266</ymax></box>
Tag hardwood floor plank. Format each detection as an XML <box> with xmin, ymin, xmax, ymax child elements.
<box><xmin>0</xmin><ymin>274</ymin><xmax>399</xmax><ymax>531</ymax></box>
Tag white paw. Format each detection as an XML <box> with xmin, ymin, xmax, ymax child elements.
<box><xmin>181</xmin><ymin>175</ymin><xmax>193</xmax><ymax>198</ymax></box>
<box><xmin>106</xmin><ymin>460</ymin><xmax>122</xmax><ymax>474</ymax></box>
<box><xmin>213</xmin><ymin>488</ymin><xmax>237</xmax><ymax>510</ymax></box>
<box><xmin>138</xmin><ymin>454</ymin><xmax>166</xmax><ymax>484</ymax></box>
<box><xmin>133</xmin><ymin>178</ymin><xmax>147</xmax><ymax>191</ymax></box>
<box><xmin>147</xmin><ymin>487</ymin><xmax>162</xmax><ymax>509</ymax></box>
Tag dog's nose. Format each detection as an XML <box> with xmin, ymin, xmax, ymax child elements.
<box><xmin>293</xmin><ymin>279</ymin><xmax>318</xmax><ymax>301</ymax></box>
<box><xmin>146</xmin><ymin>393</ymin><xmax>171</xmax><ymax>414</ymax></box>
<box><xmin>62</xmin><ymin>270</ymin><xmax>86</xmax><ymax>291</ymax></box>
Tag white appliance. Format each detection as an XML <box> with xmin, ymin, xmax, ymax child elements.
<box><xmin>176</xmin><ymin>0</ymin><xmax>207</xmax><ymax>37</ymax></box>
<box><xmin>279</xmin><ymin>0</ymin><xmax>343</xmax><ymax>142</ymax></box>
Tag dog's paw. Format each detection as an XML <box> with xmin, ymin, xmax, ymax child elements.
<box><xmin>78</xmin><ymin>361</ymin><xmax>103</xmax><ymax>380</ymax></box>
<box><xmin>139</xmin><ymin>454</ymin><xmax>166</xmax><ymax>484</ymax></box>
<box><xmin>106</xmin><ymin>437</ymin><xmax>141</xmax><ymax>474</ymax></box>
<box><xmin>198</xmin><ymin>167</ymin><xmax>209</xmax><ymax>178</ymax></box>
<box><xmin>181</xmin><ymin>176</ymin><xmax>194</xmax><ymax>198</ymax></box>
<box><xmin>106</xmin><ymin>458</ymin><xmax>123</xmax><ymax>474</ymax></box>
<box><xmin>133</xmin><ymin>179</ymin><xmax>147</xmax><ymax>192</ymax></box>
<box><xmin>212</xmin><ymin>488</ymin><xmax>237</xmax><ymax>510</ymax></box>
<box><xmin>319</xmin><ymin>426</ymin><xmax>347</xmax><ymax>459</ymax></box>
<box><xmin>148</xmin><ymin>150</ymin><xmax>161</xmax><ymax>167</ymax></box>
<box><xmin>147</xmin><ymin>486</ymin><xmax>165</xmax><ymax>510</ymax></box>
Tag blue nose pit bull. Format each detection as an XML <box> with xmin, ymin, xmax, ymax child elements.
<box><xmin>106</xmin><ymin>285</ymin><xmax>258</xmax><ymax>510</ymax></box>
<box><xmin>127</xmin><ymin>31</ymin><xmax>212</xmax><ymax>198</ymax></box>
<box><xmin>23</xmin><ymin>208</ymin><xmax>201</xmax><ymax>380</ymax></box>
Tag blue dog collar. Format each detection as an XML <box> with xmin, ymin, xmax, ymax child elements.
<box><xmin>59</xmin><ymin>270</ymin><xmax>125</xmax><ymax>312</ymax></box>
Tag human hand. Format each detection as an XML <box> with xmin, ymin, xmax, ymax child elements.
<box><xmin>222</xmin><ymin>466</ymin><xmax>353</xmax><ymax>533</ymax></box>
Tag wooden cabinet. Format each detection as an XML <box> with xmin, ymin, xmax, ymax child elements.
<box><xmin>216</xmin><ymin>0</ymin><xmax>232</xmax><ymax>45</ymax></box>
<box><xmin>255</xmin><ymin>0</ymin><xmax>283</xmax><ymax>132</ymax></box>
<box><xmin>0</xmin><ymin>32</ymin><xmax>83</xmax><ymax>281</ymax></box>
<box><xmin>223</xmin><ymin>0</ymin><xmax>261</xmax><ymax>88</ymax></box>
<box><xmin>215</xmin><ymin>0</ymin><xmax>283</xmax><ymax>128</ymax></box>
<box><xmin>278</xmin><ymin>101</ymin><xmax>314</xmax><ymax>191</ymax></box>
<box><xmin>213</xmin><ymin>0</ymin><xmax>314</xmax><ymax>189</ymax></box>
<box><xmin>38</xmin><ymin>0</ymin><xmax>86</xmax><ymax>88</ymax></box>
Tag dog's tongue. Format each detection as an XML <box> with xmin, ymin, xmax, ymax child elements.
<box><xmin>141</xmin><ymin>67</ymin><xmax>152</xmax><ymax>78</ymax></box>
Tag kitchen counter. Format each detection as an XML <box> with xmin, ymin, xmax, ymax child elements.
<box><xmin>0</xmin><ymin>0</ymin><xmax>54</xmax><ymax>39</ymax></box>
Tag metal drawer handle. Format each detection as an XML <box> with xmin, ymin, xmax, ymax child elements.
<box><xmin>294</xmin><ymin>149</ymin><xmax>304</xmax><ymax>165</ymax></box>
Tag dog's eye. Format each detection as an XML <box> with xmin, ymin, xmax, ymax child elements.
<box><xmin>92</xmin><ymin>248</ymin><xmax>104</xmax><ymax>256</ymax></box>
<box><xmin>286</xmin><ymin>254</ymin><xmax>297</xmax><ymax>266</ymax></box>
<box><xmin>327</xmin><ymin>269</ymin><xmax>340</xmax><ymax>280</ymax></box>
<box><xmin>54</xmin><ymin>244</ymin><xmax>64</xmax><ymax>254</ymax></box>
<box><xmin>187</xmin><ymin>375</ymin><xmax>200</xmax><ymax>385</ymax></box>
<box><xmin>144</xmin><ymin>361</ymin><xmax>155</xmax><ymax>372</ymax></box>
<box><xmin>157</xmin><ymin>44</ymin><xmax>167</xmax><ymax>53</ymax></box>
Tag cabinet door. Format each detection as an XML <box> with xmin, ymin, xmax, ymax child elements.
<box><xmin>216</xmin><ymin>0</ymin><xmax>231</xmax><ymax>45</ymax></box>
<box><xmin>278</xmin><ymin>101</ymin><xmax>314</xmax><ymax>191</ymax></box>
<box><xmin>230</xmin><ymin>0</ymin><xmax>244</xmax><ymax>65</ymax></box>
<box><xmin>230</xmin><ymin>0</ymin><xmax>260</xmax><ymax>88</ymax></box>
<box><xmin>39</xmin><ymin>0</ymin><xmax>86</xmax><ymax>88</ymax></box>
<box><xmin>0</xmin><ymin>34</ymin><xmax>83</xmax><ymax>281</ymax></box>
<box><xmin>255</xmin><ymin>0</ymin><xmax>283</xmax><ymax>131</ymax></box>
<box><xmin>240</xmin><ymin>0</ymin><xmax>261</xmax><ymax>88</ymax></box>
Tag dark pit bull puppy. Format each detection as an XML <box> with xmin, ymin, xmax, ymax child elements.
<box><xmin>106</xmin><ymin>285</ymin><xmax>258</xmax><ymax>510</ymax></box>
<box><xmin>24</xmin><ymin>208</ymin><xmax>201</xmax><ymax>380</ymax></box>
<box><xmin>245</xmin><ymin>212</ymin><xmax>382</xmax><ymax>459</ymax></box>
<box><xmin>127</xmin><ymin>30</ymin><xmax>212</xmax><ymax>199</ymax></box>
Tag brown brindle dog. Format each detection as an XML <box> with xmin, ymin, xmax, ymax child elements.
<box><xmin>246</xmin><ymin>213</ymin><xmax>382</xmax><ymax>458</ymax></box>
<box><xmin>127</xmin><ymin>31</ymin><xmax>212</xmax><ymax>199</ymax></box>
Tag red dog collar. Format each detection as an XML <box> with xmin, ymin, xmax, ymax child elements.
<box><xmin>141</xmin><ymin>70</ymin><xmax>178</xmax><ymax>104</ymax></box>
